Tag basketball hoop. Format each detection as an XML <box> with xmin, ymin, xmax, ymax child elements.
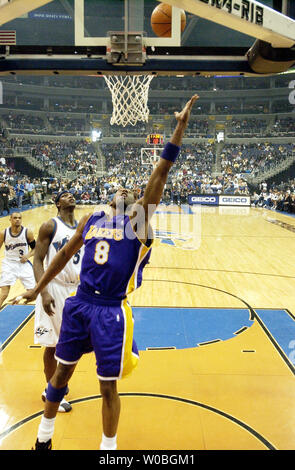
<box><xmin>103</xmin><ymin>75</ymin><xmax>154</xmax><ymax>127</ymax></box>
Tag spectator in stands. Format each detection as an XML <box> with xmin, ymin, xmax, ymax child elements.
<box><xmin>81</xmin><ymin>191</ymin><xmax>91</xmax><ymax>204</ymax></box>
<box><xmin>290</xmin><ymin>193</ymin><xmax>295</xmax><ymax>214</ymax></box>
<box><xmin>274</xmin><ymin>192</ymin><xmax>284</xmax><ymax>211</ymax></box>
<box><xmin>26</xmin><ymin>179</ymin><xmax>35</xmax><ymax>207</ymax></box>
<box><xmin>283</xmin><ymin>191</ymin><xmax>292</xmax><ymax>213</ymax></box>
<box><xmin>14</xmin><ymin>180</ymin><xmax>25</xmax><ymax>210</ymax></box>
<box><xmin>251</xmin><ymin>192</ymin><xmax>260</xmax><ymax>207</ymax></box>
<box><xmin>0</xmin><ymin>181</ymin><xmax>10</xmax><ymax>216</ymax></box>
<box><xmin>34</xmin><ymin>179</ymin><xmax>44</xmax><ymax>205</ymax></box>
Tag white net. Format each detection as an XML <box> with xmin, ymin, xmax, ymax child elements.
<box><xmin>103</xmin><ymin>75</ymin><xmax>154</xmax><ymax>127</ymax></box>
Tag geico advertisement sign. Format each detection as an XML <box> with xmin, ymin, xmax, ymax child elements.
<box><xmin>219</xmin><ymin>196</ymin><xmax>250</xmax><ymax>206</ymax></box>
<box><xmin>189</xmin><ymin>195</ymin><xmax>219</xmax><ymax>205</ymax></box>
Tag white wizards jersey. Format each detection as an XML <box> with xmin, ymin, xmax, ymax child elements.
<box><xmin>4</xmin><ymin>226</ymin><xmax>30</xmax><ymax>262</ymax></box>
<box><xmin>46</xmin><ymin>216</ymin><xmax>83</xmax><ymax>285</ymax></box>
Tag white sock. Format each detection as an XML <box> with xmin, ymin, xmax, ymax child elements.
<box><xmin>100</xmin><ymin>433</ymin><xmax>117</xmax><ymax>450</ymax></box>
<box><xmin>37</xmin><ymin>416</ymin><xmax>56</xmax><ymax>443</ymax></box>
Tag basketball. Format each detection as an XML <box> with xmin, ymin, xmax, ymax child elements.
<box><xmin>151</xmin><ymin>3</ymin><xmax>186</xmax><ymax>38</ymax></box>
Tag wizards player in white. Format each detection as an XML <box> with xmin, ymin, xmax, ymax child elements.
<box><xmin>33</xmin><ymin>191</ymin><xmax>83</xmax><ymax>412</ymax></box>
<box><xmin>13</xmin><ymin>95</ymin><xmax>199</xmax><ymax>451</ymax></box>
<box><xmin>0</xmin><ymin>212</ymin><xmax>35</xmax><ymax>307</ymax></box>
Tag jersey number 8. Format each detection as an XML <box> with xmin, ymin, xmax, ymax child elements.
<box><xmin>94</xmin><ymin>241</ymin><xmax>110</xmax><ymax>265</ymax></box>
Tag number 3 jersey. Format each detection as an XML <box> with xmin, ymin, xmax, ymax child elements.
<box><xmin>79</xmin><ymin>211</ymin><xmax>153</xmax><ymax>300</ymax></box>
<box><xmin>4</xmin><ymin>226</ymin><xmax>30</xmax><ymax>261</ymax></box>
<box><xmin>46</xmin><ymin>216</ymin><xmax>84</xmax><ymax>285</ymax></box>
<box><xmin>0</xmin><ymin>225</ymin><xmax>35</xmax><ymax>291</ymax></box>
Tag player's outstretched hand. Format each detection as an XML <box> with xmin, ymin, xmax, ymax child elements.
<box><xmin>10</xmin><ymin>289</ymin><xmax>38</xmax><ymax>305</ymax></box>
<box><xmin>174</xmin><ymin>94</ymin><xmax>199</xmax><ymax>126</ymax></box>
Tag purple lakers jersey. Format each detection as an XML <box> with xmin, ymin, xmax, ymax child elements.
<box><xmin>80</xmin><ymin>211</ymin><xmax>152</xmax><ymax>300</ymax></box>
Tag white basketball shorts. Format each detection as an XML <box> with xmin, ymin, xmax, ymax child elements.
<box><xmin>0</xmin><ymin>259</ymin><xmax>35</xmax><ymax>290</ymax></box>
<box><xmin>34</xmin><ymin>280</ymin><xmax>77</xmax><ymax>347</ymax></box>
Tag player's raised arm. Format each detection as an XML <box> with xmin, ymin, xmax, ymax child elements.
<box><xmin>11</xmin><ymin>214</ymin><xmax>90</xmax><ymax>304</ymax></box>
<box><xmin>140</xmin><ymin>95</ymin><xmax>199</xmax><ymax>217</ymax></box>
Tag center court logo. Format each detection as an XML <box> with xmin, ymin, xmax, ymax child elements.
<box><xmin>152</xmin><ymin>204</ymin><xmax>202</xmax><ymax>251</ymax></box>
<box><xmin>154</xmin><ymin>230</ymin><xmax>199</xmax><ymax>250</ymax></box>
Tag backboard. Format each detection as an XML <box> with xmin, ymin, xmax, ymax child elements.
<box><xmin>0</xmin><ymin>0</ymin><xmax>294</xmax><ymax>75</ymax></box>
<box><xmin>141</xmin><ymin>147</ymin><xmax>164</xmax><ymax>167</ymax></box>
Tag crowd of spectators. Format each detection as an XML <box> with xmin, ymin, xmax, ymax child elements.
<box><xmin>272</xmin><ymin>117</ymin><xmax>295</xmax><ymax>137</ymax></box>
<box><xmin>0</xmin><ymin>136</ymin><xmax>98</xmax><ymax>176</ymax></box>
<box><xmin>228</xmin><ymin>118</ymin><xmax>268</xmax><ymax>137</ymax></box>
<box><xmin>0</xmin><ymin>69</ymin><xmax>293</xmax><ymax>119</ymax></box>
<box><xmin>103</xmin><ymin>122</ymin><xmax>149</xmax><ymax>137</ymax></box>
<box><xmin>2</xmin><ymin>74</ymin><xmax>291</xmax><ymax>91</ymax></box>
<box><xmin>1</xmin><ymin>137</ymin><xmax>295</xmax><ymax>213</ymax></box>
<box><xmin>0</xmin><ymin>136</ymin><xmax>96</xmax><ymax>174</ymax></box>
<box><xmin>31</xmin><ymin>140</ymin><xmax>98</xmax><ymax>175</ymax></box>
<box><xmin>272</xmin><ymin>101</ymin><xmax>294</xmax><ymax>113</ymax></box>
<box><xmin>0</xmin><ymin>156</ymin><xmax>49</xmax><ymax>215</ymax></box>
<box><xmin>1</xmin><ymin>109</ymin><xmax>294</xmax><ymax>140</ymax></box>
<box><xmin>227</xmin><ymin>116</ymin><xmax>295</xmax><ymax>138</ymax></box>
<box><xmin>180</xmin><ymin>119</ymin><xmax>210</xmax><ymax>136</ymax></box>
<box><xmin>220</xmin><ymin>142</ymin><xmax>295</xmax><ymax>177</ymax></box>
<box><xmin>0</xmin><ymin>120</ymin><xmax>294</xmax><ymax>215</ymax></box>
<box><xmin>0</xmin><ymin>71</ymin><xmax>293</xmax><ymax>217</ymax></box>
<box><xmin>252</xmin><ymin>180</ymin><xmax>295</xmax><ymax>214</ymax></box>
<box><xmin>4</xmin><ymin>94</ymin><xmax>293</xmax><ymax>116</ymax></box>
<box><xmin>47</xmin><ymin>100</ymin><xmax>104</xmax><ymax>114</ymax></box>
<box><xmin>1</xmin><ymin>141</ymin><xmax>295</xmax><ymax>216</ymax></box>
<box><xmin>97</xmin><ymin>142</ymin><xmax>249</xmax><ymax>204</ymax></box>
<box><xmin>48</xmin><ymin>116</ymin><xmax>88</xmax><ymax>134</ymax></box>
<box><xmin>0</xmin><ymin>154</ymin><xmax>103</xmax><ymax>215</ymax></box>
<box><xmin>1</xmin><ymin>113</ymin><xmax>48</xmax><ymax>134</ymax></box>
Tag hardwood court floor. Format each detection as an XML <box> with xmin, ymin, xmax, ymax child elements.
<box><xmin>0</xmin><ymin>203</ymin><xmax>294</xmax><ymax>450</ymax></box>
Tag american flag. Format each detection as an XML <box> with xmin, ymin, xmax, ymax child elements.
<box><xmin>0</xmin><ymin>31</ymin><xmax>16</xmax><ymax>44</ymax></box>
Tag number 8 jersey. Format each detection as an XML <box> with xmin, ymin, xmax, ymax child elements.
<box><xmin>80</xmin><ymin>211</ymin><xmax>153</xmax><ymax>300</ymax></box>
<box><xmin>46</xmin><ymin>216</ymin><xmax>84</xmax><ymax>285</ymax></box>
